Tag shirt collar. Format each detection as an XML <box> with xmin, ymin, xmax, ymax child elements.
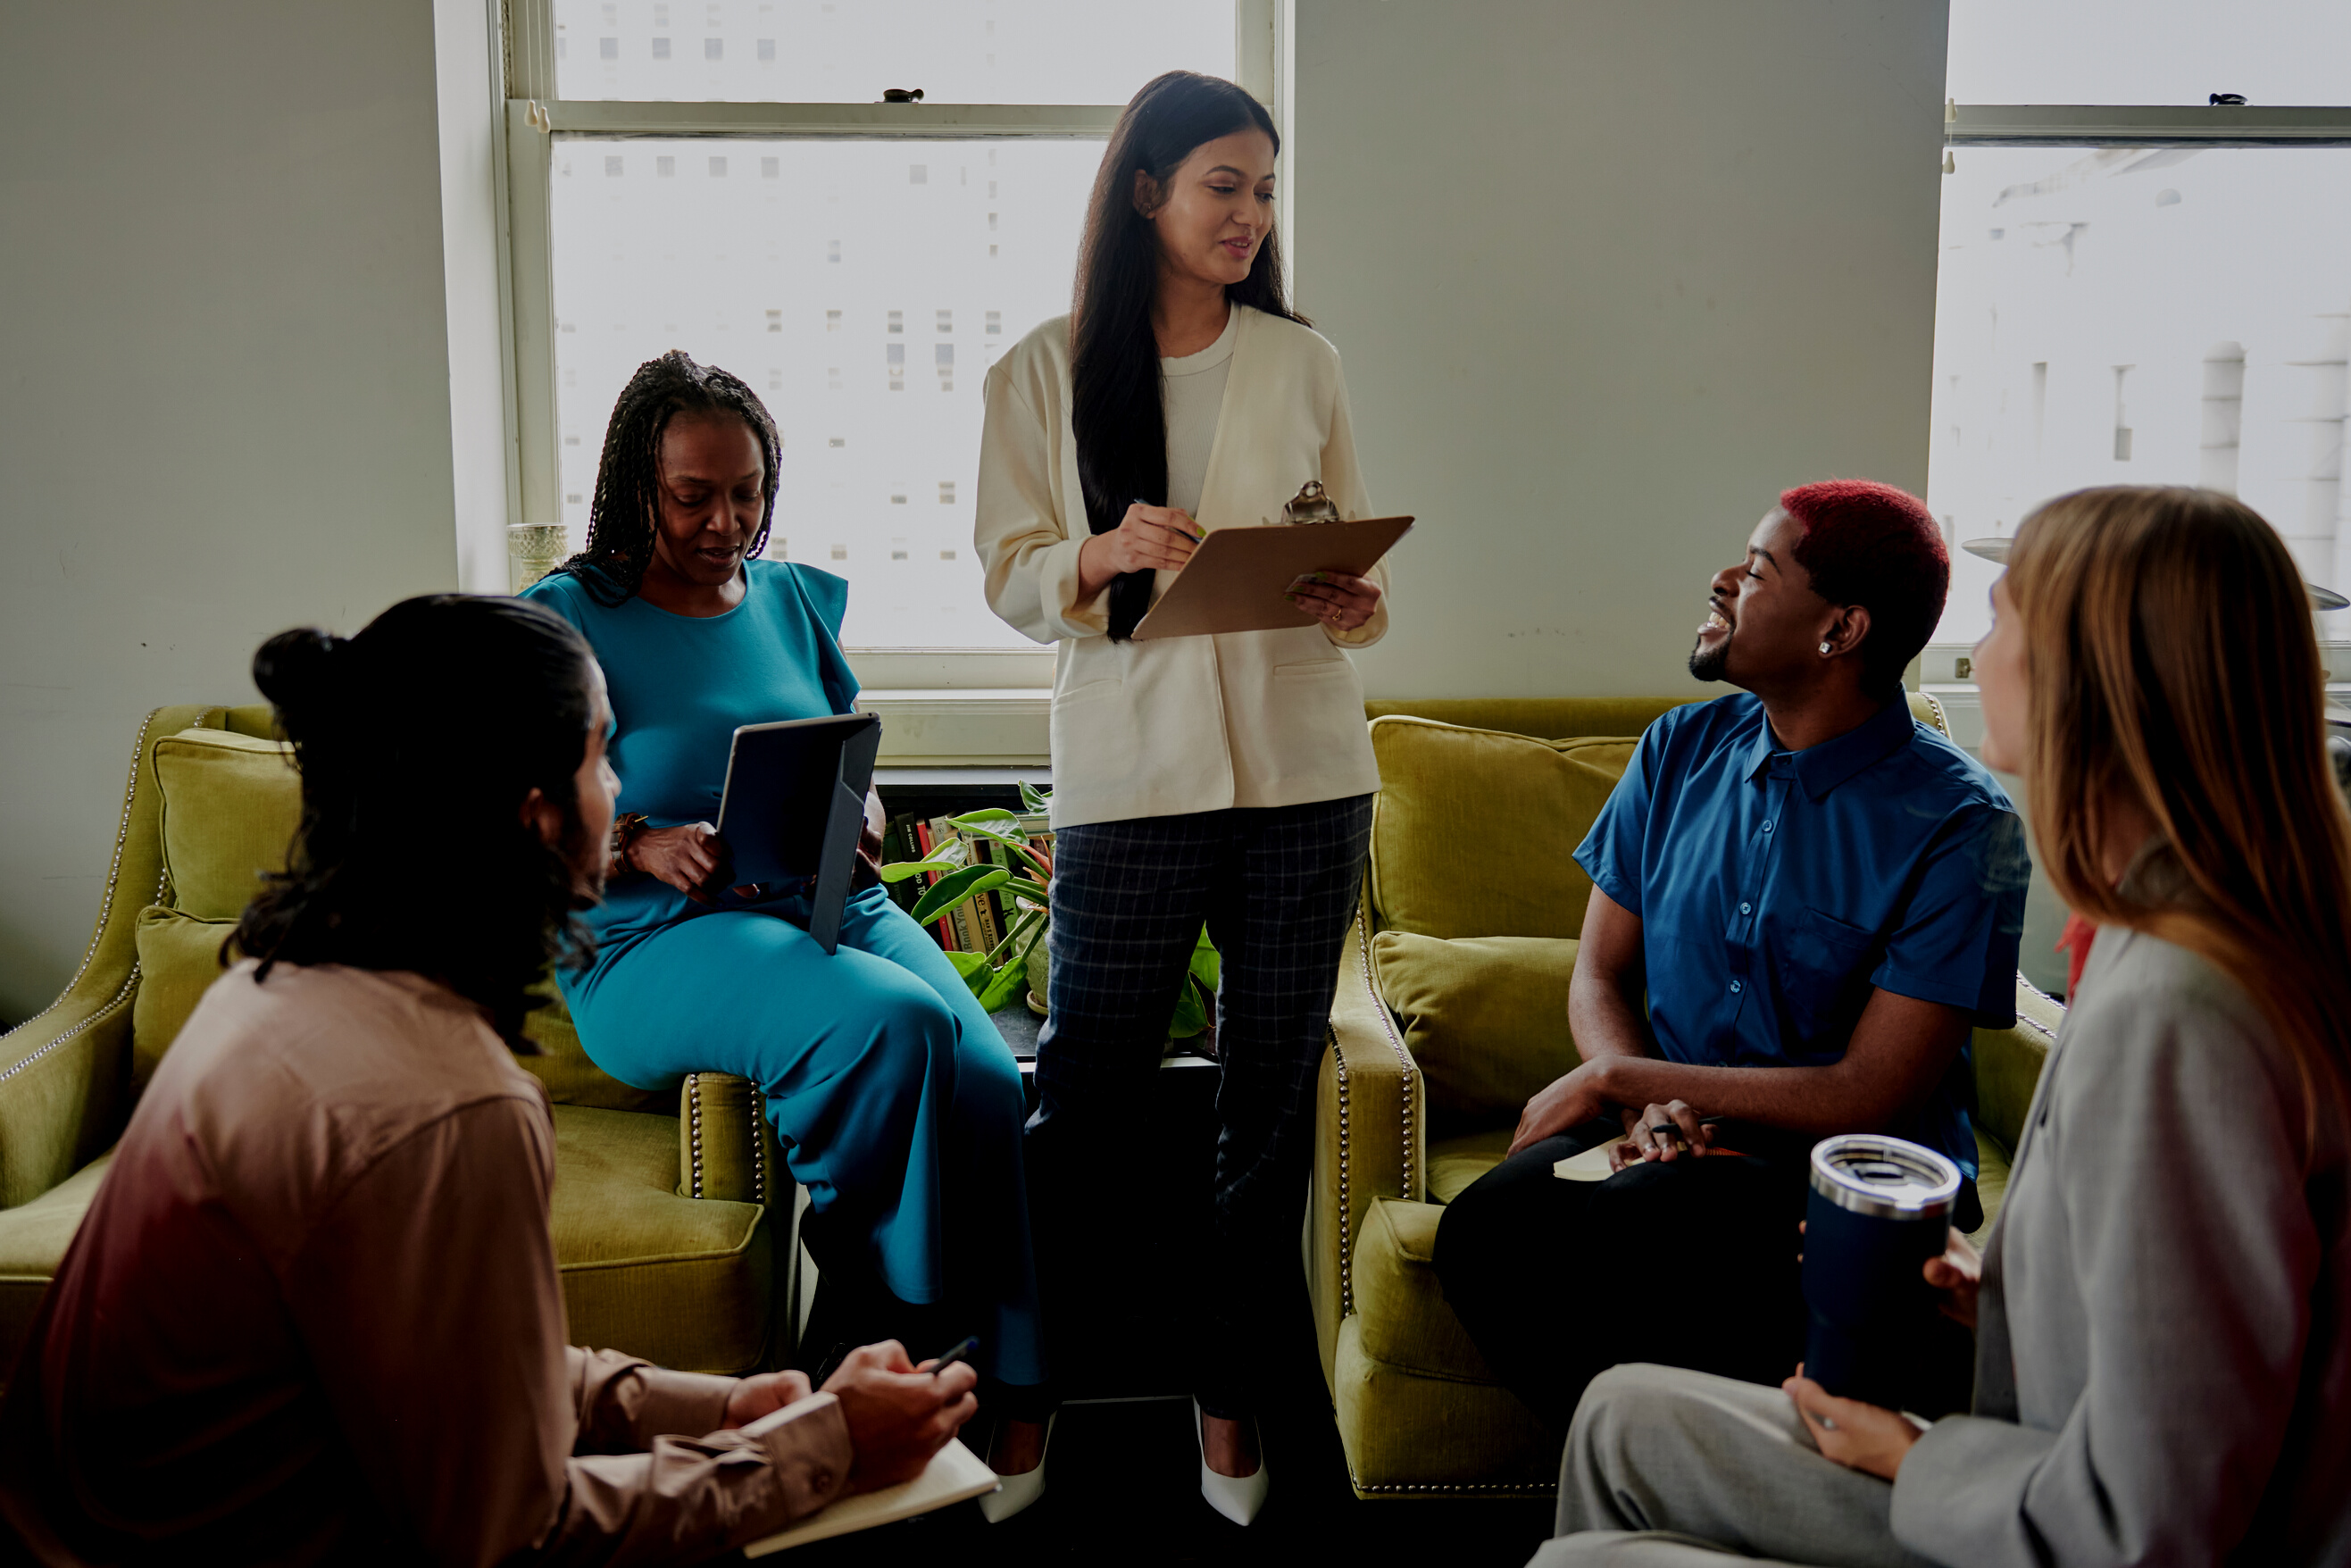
<box><xmin>1742</xmin><ymin>697</ymin><xmax>1917</xmax><ymax>801</ymax></box>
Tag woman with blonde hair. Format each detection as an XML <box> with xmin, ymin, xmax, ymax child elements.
<box><xmin>1525</xmin><ymin>485</ymin><xmax>2351</xmax><ymax>1566</ymax></box>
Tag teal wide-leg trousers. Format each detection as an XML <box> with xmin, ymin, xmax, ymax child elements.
<box><xmin>560</xmin><ymin>883</ymin><xmax>1044</xmax><ymax>1390</ymax></box>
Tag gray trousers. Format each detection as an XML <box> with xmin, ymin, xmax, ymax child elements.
<box><xmin>1529</xmin><ymin>1365</ymin><xmax>1937</xmax><ymax>1568</ymax></box>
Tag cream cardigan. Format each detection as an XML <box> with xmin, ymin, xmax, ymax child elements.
<box><xmin>975</xmin><ymin>305</ymin><xmax>1388</xmax><ymax>829</ymax></box>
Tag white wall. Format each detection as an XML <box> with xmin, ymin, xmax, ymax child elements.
<box><xmin>0</xmin><ymin>3</ymin><xmax>491</xmax><ymax>1022</ymax></box>
<box><xmin>1294</xmin><ymin>0</ymin><xmax>1951</xmax><ymax>700</ymax></box>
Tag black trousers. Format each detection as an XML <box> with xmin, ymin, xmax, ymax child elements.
<box><xmin>1432</xmin><ymin>1120</ymin><xmax>1818</xmax><ymax>1432</ymax></box>
<box><xmin>1434</xmin><ymin>1121</ymin><xmax>1979</xmax><ymax>1431</ymax></box>
<box><xmin>1025</xmin><ymin>795</ymin><xmax>1374</xmax><ymax>1419</ymax></box>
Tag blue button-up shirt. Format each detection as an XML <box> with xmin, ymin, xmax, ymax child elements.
<box><xmin>1573</xmin><ymin>693</ymin><xmax>2028</xmax><ymax>1175</ymax></box>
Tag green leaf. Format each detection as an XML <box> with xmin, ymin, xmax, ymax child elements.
<box><xmin>1001</xmin><ymin>878</ymin><xmax>1050</xmax><ymax>905</ymax></box>
<box><xmin>910</xmin><ymin>863</ymin><xmax>1010</xmax><ymax>924</ymax></box>
<box><xmin>1018</xmin><ymin>780</ymin><xmax>1051</xmax><ymax>811</ymax></box>
<box><xmin>975</xmin><ymin>961</ymin><xmax>1030</xmax><ymax>1013</ymax></box>
<box><xmin>1168</xmin><ymin>977</ymin><xmax>1209</xmax><ymax>1038</ymax></box>
<box><xmin>878</xmin><ymin>859</ymin><xmax>945</xmax><ymax>884</ymax></box>
<box><xmin>955</xmin><ymin>822</ymin><xmax>1053</xmax><ymax>880</ymax></box>
<box><xmin>1188</xmin><ymin>927</ymin><xmax>1220</xmax><ymax>990</ymax></box>
<box><xmin>951</xmin><ymin>807</ymin><xmax>1021</xmax><ymax>827</ymax></box>
<box><xmin>943</xmin><ymin>948</ymin><xmax>989</xmax><ymax>980</ymax></box>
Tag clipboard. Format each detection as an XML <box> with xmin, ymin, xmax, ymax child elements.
<box><xmin>713</xmin><ymin>713</ymin><xmax>881</xmax><ymax>955</ymax></box>
<box><xmin>1130</xmin><ymin>514</ymin><xmax>1414</xmax><ymax>640</ymax></box>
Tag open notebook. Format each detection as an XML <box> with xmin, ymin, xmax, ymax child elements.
<box><xmin>742</xmin><ymin>1437</ymin><xmax>999</xmax><ymax>1556</ymax></box>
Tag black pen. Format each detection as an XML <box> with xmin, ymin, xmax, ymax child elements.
<box><xmin>929</xmin><ymin>1335</ymin><xmax>979</xmax><ymax>1376</ymax></box>
<box><xmin>1132</xmin><ymin>497</ymin><xmax>1204</xmax><ymax>542</ymax></box>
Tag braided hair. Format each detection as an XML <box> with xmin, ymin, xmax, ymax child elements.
<box><xmin>232</xmin><ymin>596</ymin><xmax>602</xmax><ymax>1047</ymax></box>
<box><xmin>550</xmin><ymin>349</ymin><xmax>782</xmax><ymax>606</ymax></box>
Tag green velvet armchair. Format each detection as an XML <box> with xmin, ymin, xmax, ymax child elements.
<box><xmin>1307</xmin><ymin>695</ymin><xmax>2067</xmax><ymax>1497</ymax></box>
<box><xmin>0</xmin><ymin>705</ymin><xmax>795</xmax><ymax>1390</ymax></box>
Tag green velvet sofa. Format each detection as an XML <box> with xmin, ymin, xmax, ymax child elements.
<box><xmin>0</xmin><ymin>705</ymin><xmax>794</xmax><ymax>1391</ymax></box>
<box><xmin>1306</xmin><ymin>695</ymin><xmax>2067</xmax><ymax>1497</ymax></box>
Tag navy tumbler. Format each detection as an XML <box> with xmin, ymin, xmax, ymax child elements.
<box><xmin>1801</xmin><ymin>1134</ymin><xmax>1961</xmax><ymax>1412</ymax></box>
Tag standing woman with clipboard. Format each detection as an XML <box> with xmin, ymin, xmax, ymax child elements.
<box><xmin>974</xmin><ymin>71</ymin><xmax>1388</xmax><ymax>1524</ymax></box>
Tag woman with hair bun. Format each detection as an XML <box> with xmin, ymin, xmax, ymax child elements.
<box><xmin>975</xmin><ymin>69</ymin><xmax>1389</xmax><ymax>1522</ymax></box>
<box><xmin>0</xmin><ymin>596</ymin><xmax>977</xmax><ymax>1564</ymax></box>
<box><xmin>1530</xmin><ymin>487</ymin><xmax>2351</xmax><ymax>1567</ymax></box>
<box><xmin>522</xmin><ymin>350</ymin><xmax>1051</xmax><ymax>1514</ymax></box>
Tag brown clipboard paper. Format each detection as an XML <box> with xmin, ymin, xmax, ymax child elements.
<box><xmin>741</xmin><ymin>1436</ymin><xmax>998</xmax><ymax>1555</ymax></box>
<box><xmin>1130</xmin><ymin>514</ymin><xmax>1415</xmax><ymax>640</ymax></box>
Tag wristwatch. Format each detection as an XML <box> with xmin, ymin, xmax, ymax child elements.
<box><xmin>609</xmin><ymin>813</ymin><xmax>650</xmax><ymax>876</ymax></box>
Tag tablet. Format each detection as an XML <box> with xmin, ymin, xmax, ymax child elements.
<box><xmin>713</xmin><ymin>713</ymin><xmax>882</xmax><ymax>955</ymax></box>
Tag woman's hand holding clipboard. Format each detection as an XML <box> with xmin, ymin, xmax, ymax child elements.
<box><xmin>1130</xmin><ymin>513</ymin><xmax>1413</xmax><ymax>639</ymax></box>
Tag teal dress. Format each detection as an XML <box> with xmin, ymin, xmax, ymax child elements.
<box><xmin>525</xmin><ymin>561</ymin><xmax>1042</xmax><ymax>1391</ymax></box>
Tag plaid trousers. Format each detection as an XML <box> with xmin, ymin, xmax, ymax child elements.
<box><xmin>1028</xmin><ymin>793</ymin><xmax>1374</xmax><ymax>1417</ymax></box>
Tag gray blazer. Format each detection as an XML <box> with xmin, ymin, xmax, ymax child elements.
<box><xmin>1889</xmin><ymin>922</ymin><xmax>2351</xmax><ymax>1565</ymax></box>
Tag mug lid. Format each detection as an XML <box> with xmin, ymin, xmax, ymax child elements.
<box><xmin>1809</xmin><ymin>1134</ymin><xmax>1960</xmax><ymax>1221</ymax></box>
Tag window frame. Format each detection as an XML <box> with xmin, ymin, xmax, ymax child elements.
<box><xmin>495</xmin><ymin>0</ymin><xmax>1286</xmax><ymax>702</ymax></box>
<box><xmin>1918</xmin><ymin>99</ymin><xmax>2351</xmax><ymax>698</ymax></box>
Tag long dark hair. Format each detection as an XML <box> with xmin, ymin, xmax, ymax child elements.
<box><xmin>547</xmin><ymin>349</ymin><xmax>782</xmax><ymax>606</ymax></box>
<box><xmin>233</xmin><ymin>596</ymin><xmax>603</xmax><ymax>1047</ymax></box>
<box><xmin>1071</xmin><ymin>71</ymin><xmax>1305</xmax><ymax>640</ymax></box>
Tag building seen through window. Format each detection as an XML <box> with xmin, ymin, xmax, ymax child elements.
<box><xmin>1927</xmin><ymin>147</ymin><xmax>2351</xmax><ymax>642</ymax></box>
<box><xmin>549</xmin><ymin>136</ymin><xmax>1105</xmax><ymax>647</ymax></box>
<box><xmin>543</xmin><ymin>1</ymin><xmax>1234</xmax><ymax>648</ymax></box>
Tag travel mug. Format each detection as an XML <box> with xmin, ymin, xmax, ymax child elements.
<box><xmin>1801</xmin><ymin>1133</ymin><xmax>1961</xmax><ymax>1411</ymax></box>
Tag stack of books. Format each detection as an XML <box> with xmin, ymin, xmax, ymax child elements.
<box><xmin>880</xmin><ymin>810</ymin><xmax>1054</xmax><ymax>955</ymax></box>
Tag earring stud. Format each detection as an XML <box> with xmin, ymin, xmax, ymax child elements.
<box><xmin>1819</xmin><ymin>641</ymin><xmax>1833</xmax><ymax>655</ymax></box>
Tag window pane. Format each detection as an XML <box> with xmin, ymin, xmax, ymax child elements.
<box><xmin>1926</xmin><ymin>147</ymin><xmax>2351</xmax><ymax>641</ymax></box>
<box><xmin>552</xmin><ymin>0</ymin><xmax>1233</xmax><ymax>104</ymax></box>
<box><xmin>549</xmin><ymin>135</ymin><xmax>1102</xmax><ymax>649</ymax></box>
<box><xmin>1947</xmin><ymin>0</ymin><xmax>2351</xmax><ymax>106</ymax></box>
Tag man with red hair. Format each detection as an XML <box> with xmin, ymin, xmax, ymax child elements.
<box><xmin>1434</xmin><ymin>480</ymin><xmax>2027</xmax><ymax>1431</ymax></box>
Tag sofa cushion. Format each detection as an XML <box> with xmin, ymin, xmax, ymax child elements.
<box><xmin>1351</xmin><ymin>1197</ymin><xmax>1503</xmax><ymax>1383</ymax></box>
<box><xmin>130</xmin><ymin>906</ymin><xmax>237</xmax><ymax>1088</ymax></box>
<box><xmin>1973</xmin><ymin>978</ymin><xmax>2063</xmax><ymax>1152</ymax></box>
<box><xmin>1367</xmin><ymin>718</ymin><xmax>1638</xmax><ymax>941</ymax></box>
<box><xmin>549</xmin><ymin>1105</ymin><xmax>771</xmax><ymax>1372</ymax></box>
<box><xmin>1371</xmin><ymin>931</ymin><xmax>1580</xmax><ymax>1129</ymax></box>
<box><xmin>1426</xmin><ymin>1128</ymin><xmax>1515</xmax><ymax>1204</ymax></box>
<box><xmin>1331</xmin><ymin>1314</ymin><xmax>1556</xmax><ymax>1494</ymax></box>
<box><xmin>153</xmin><ymin>727</ymin><xmax>299</xmax><ymax>922</ymax></box>
<box><xmin>0</xmin><ymin>1153</ymin><xmax>113</xmax><ymax>1386</ymax></box>
<box><xmin>519</xmin><ymin>993</ymin><xmax>674</xmax><ymax>1116</ymax></box>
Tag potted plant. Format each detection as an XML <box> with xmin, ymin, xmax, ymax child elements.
<box><xmin>883</xmin><ymin>784</ymin><xmax>1219</xmax><ymax>1043</ymax></box>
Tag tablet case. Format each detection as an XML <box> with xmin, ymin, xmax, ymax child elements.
<box><xmin>714</xmin><ymin>713</ymin><xmax>882</xmax><ymax>955</ymax></box>
<box><xmin>1130</xmin><ymin>515</ymin><xmax>1415</xmax><ymax>640</ymax></box>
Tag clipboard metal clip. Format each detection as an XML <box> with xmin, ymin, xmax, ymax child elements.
<box><xmin>1280</xmin><ymin>479</ymin><xmax>1344</xmax><ymax>526</ymax></box>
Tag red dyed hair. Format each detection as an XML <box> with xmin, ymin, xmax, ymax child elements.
<box><xmin>1779</xmin><ymin>480</ymin><xmax>1949</xmax><ymax>699</ymax></box>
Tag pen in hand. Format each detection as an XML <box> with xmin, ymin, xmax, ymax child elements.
<box><xmin>1133</xmin><ymin>498</ymin><xmax>1204</xmax><ymax>543</ymax></box>
<box><xmin>927</xmin><ymin>1336</ymin><xmax>979</xmax><ymax>1376</ymax></box>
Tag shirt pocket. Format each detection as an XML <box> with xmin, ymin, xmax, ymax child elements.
<box><xmin>1776</xmin><ymin>905</ymin><xmax>1878</xmax><ymax>1044</ymax></box>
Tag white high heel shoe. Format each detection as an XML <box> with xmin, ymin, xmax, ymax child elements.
<box><xmin>978</xmin><ymin>1412</ymin><xmax>1055</xmax><ymax>1523</ymax></box>
<box><xmin>1191</xmin><ymin>1397</ymin><xmax>1269</xmax><ymax>1526</ymax></box>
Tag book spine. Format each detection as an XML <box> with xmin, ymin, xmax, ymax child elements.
<box><xmin>964</xmin><ymin>828</ymin><xmax>1003</xmax><ymax>953</ymax></box>
<box><xmin>882</xmin><ymin>817</ymin><xmax>925</xmax><ymax>919</ymax></box>
<box><xmin>913</xmin><ymin>821</ymin><xmax>955</xmax><ymax>949</ymax></box>
<box><xmin>930</xmin><ymin>817</ymin><xmax>980</xmax><ymax>954</ymax></box>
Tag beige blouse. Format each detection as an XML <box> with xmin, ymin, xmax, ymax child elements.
<box><xmin>976</xmin><ymin>304</ymin><xmax>1390</xmax><ymax>828</ymax></box>
<box><xmin>0</xmin><ymin>961</ymin><xmax>850</xmax><ymax>1566</ymax></box>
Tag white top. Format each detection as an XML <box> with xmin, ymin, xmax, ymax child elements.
<box><xmin>975</xmin><ymin>304</ymin><xmax>1390</xmax><ymax>829</ymax></box>
<box><xmin>1162</xmin><ymin>308</ymin><xmax>1237</xmax><ymax>517</ymax></box>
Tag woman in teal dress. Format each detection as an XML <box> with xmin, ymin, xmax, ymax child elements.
<box><xmin>524</xmin><ymin>351</ymin><xmax>1050</xmax><ymax>1510</ymax></box>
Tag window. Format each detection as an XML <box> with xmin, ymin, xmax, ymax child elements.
<box><xmin>1927</xmin><ymin>1</ymin><xmax>2351</xmax><ymax>644</ymax></box>
<box><xmin>514</xmin><ymin>0</ymin><xmax>1257</xmax><ymax>652</ymax></box>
